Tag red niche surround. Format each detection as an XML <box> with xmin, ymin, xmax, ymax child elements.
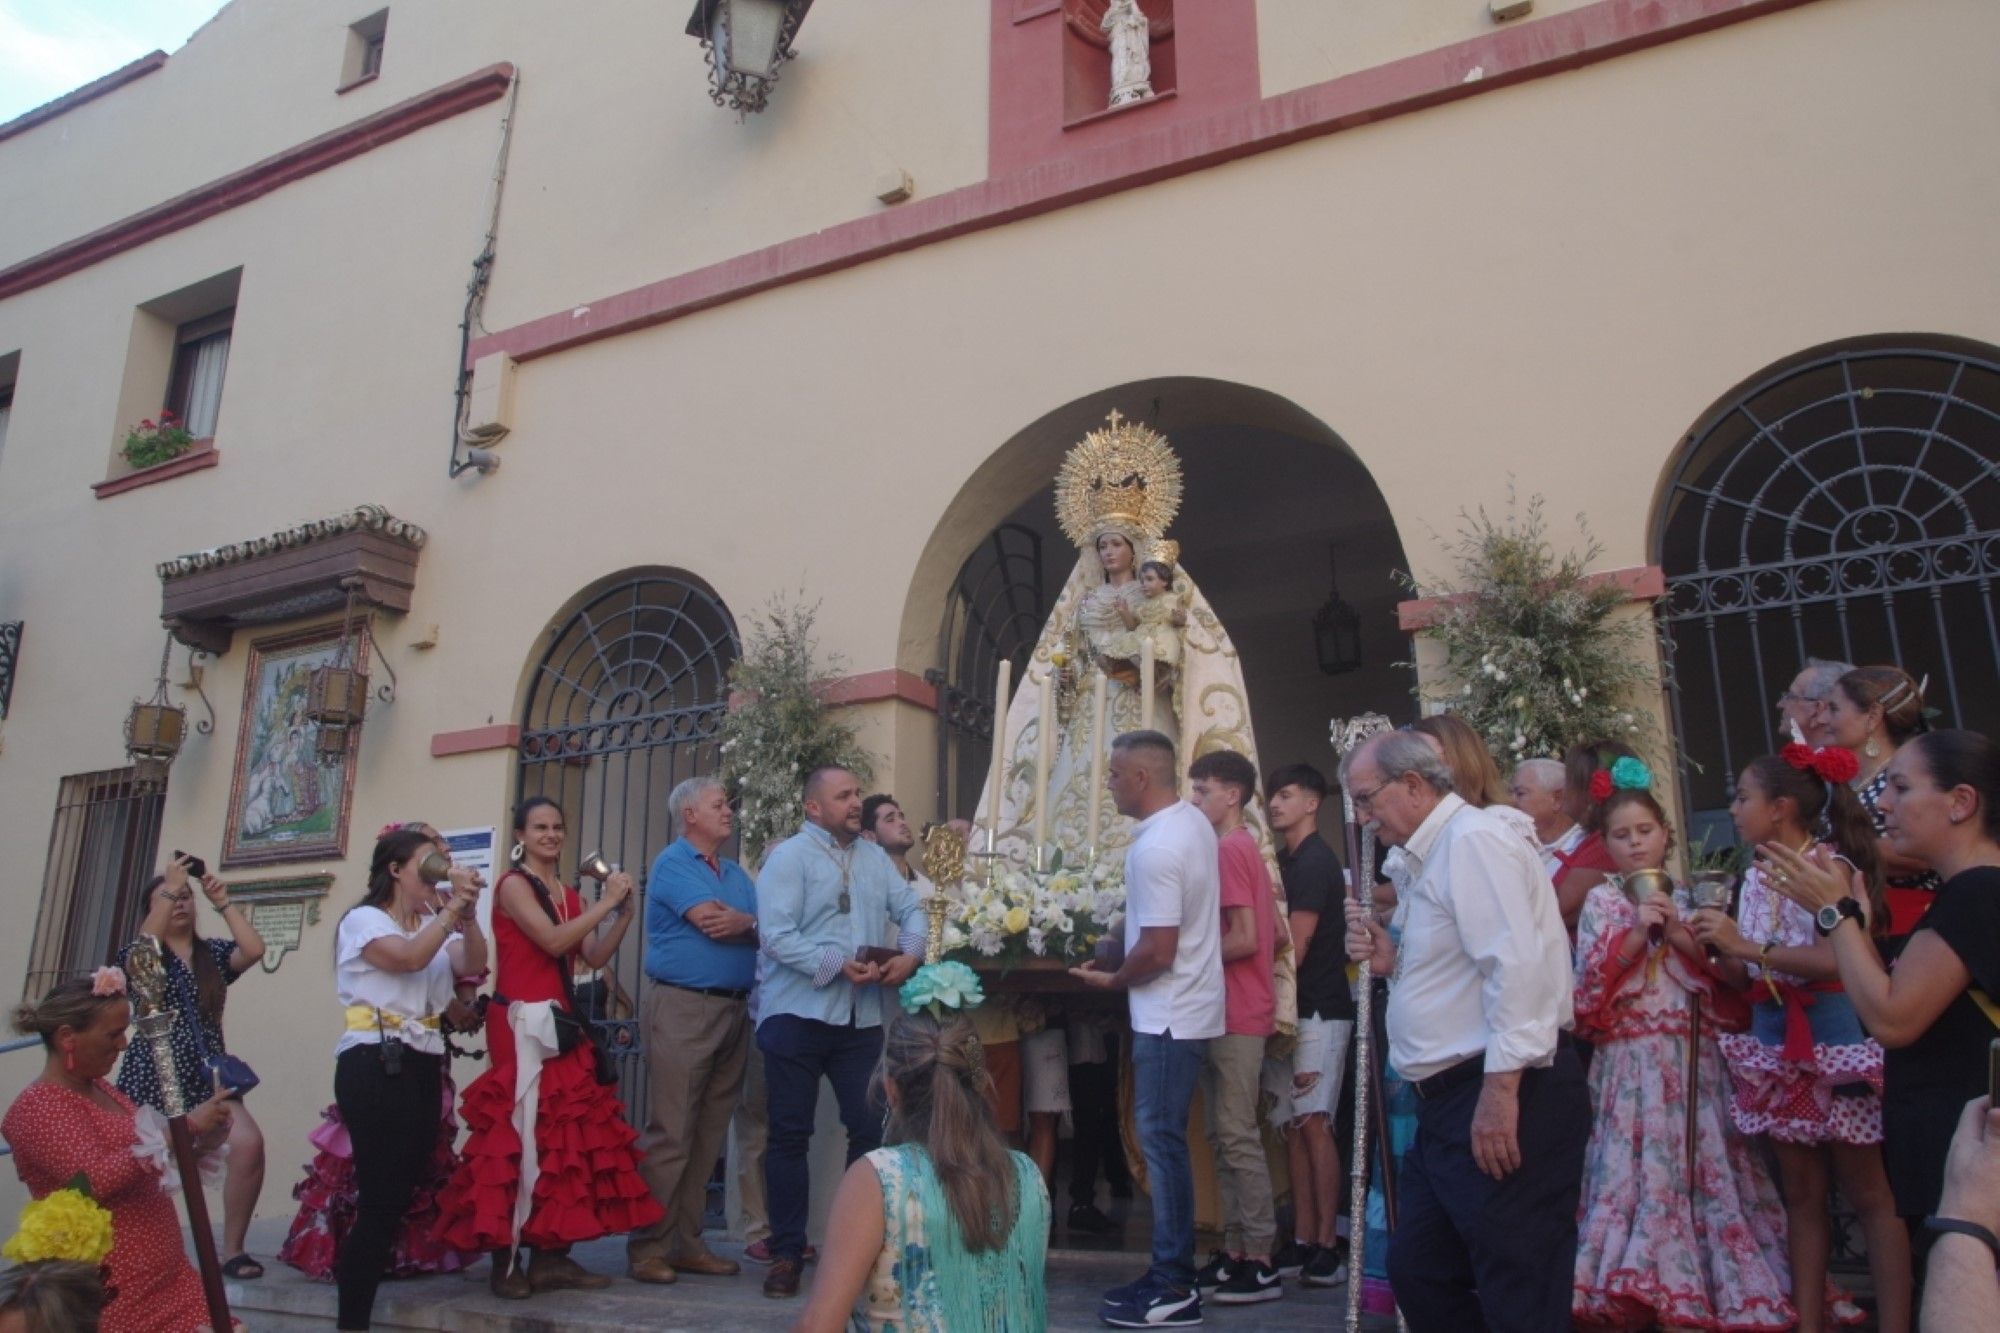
<box><xmin>990</xmin><ymin>0</ymin><xmax>1257</xmax><ymax>178</ymax></box>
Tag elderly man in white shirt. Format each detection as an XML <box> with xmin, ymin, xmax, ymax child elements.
<box><xmin>1343</xmin><ymin>730</ymin><xmax>1588</xmax><ymax>1333</ymax></box>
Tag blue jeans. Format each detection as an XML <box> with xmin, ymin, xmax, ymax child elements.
<box><xmin>1131</xmin><ymin>1029</ymin><xmax>1207</xmax><ymax>1289</ymax></box>
<box><xmin>757</xmin><ymin>1013</ymin><xmax>884</xmax><ymax>1263</ymax></box>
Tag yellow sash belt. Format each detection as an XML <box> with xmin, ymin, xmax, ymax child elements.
<box><xmin>343</xmin><ymin>1004</ymin><xmax>440</xmax><ymax>1032</ymax></box>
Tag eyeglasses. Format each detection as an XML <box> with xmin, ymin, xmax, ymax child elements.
<box><xmin>1348</xmin><ymin>780</ymin><xmax>1394</xmax><ymax>813</ymax></box>
<box><xmin>158</xmin><ymin>889</ymin><xmax>195</xmax><ymax>904</ymax></box>
<box><xmin>1776</xmin><ymin>691</ymin><xmax>1829</xmax><ymax>712</ymax></box>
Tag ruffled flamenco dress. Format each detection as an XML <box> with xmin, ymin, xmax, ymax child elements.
<box><xmin>430</xmin><ymin>883</ymin><xmax>661</xmax><ymax>1253</ymax></box>
<box><xmin>277</xmin><ymin>1077</ymin><xmax>479</xmax><ymax>1280</ymax></box>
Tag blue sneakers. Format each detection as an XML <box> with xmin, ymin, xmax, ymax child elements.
<box><xmin>1100</xmin><ymin>1276</ymin><xmax>1203</xmax><ymax>1328</ymax></box>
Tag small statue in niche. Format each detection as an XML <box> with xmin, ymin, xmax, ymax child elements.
<box><xmin>1103</xmin><ymin>0</ymin><xmax>1153</xmax><ymax>107</ymax></box>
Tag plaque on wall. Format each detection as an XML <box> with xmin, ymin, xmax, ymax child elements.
<box><xmin>230</xmin><ymin>874</ymin><xmax>334</xmax><ymax>973</ymax></box>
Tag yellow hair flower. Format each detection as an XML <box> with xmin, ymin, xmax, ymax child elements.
<box><xmin>3</xmin><ymin>1188</ymin><xmax>114</xmax><ymax>1266</ymax></box>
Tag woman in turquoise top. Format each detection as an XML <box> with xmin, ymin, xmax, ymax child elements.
<box><xmin>793</xmin><ymin>1008</ymin><xmax>1049</xmax><ymax>1332</ymax></box>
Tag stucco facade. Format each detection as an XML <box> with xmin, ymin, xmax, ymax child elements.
<box><xmin>1</xmin><ymin>0</ymin><xmax>1994</xmax><ymax>1231</ymax></box>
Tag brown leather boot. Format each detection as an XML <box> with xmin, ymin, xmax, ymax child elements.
<box><xmin>489</xmin><ymin>1249</ymin><xmax>532</xmax><ymax>1300</ymax></box>
<box><xmin>529</xmin><ymin>1248</ymin><xmax>614</xmax><ymax>1291</ymax></box>
<box><xmin>762</xmin><ymin>1255</ymin><xmax>802</xmax><ymax>1298</ymax></box>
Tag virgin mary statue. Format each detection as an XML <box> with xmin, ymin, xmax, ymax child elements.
<box><xmin>973</xmin><ymin>411</ymin><xmax>1295</xmax><ymax>1027</ymax></box>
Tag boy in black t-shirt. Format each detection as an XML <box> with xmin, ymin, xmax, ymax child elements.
<box><xmin>1266</xmin><ymin>764</ymin><xmax>1354</xmax><ymax>1286</ymax></box>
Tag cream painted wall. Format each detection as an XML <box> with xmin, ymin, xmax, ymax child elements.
<box><xmin>0</xmin><ymin>0</ymin><xmax>990</xmax><ymax>321</ymax></box>
<box><xmin>0</xmin><ymin>0</ymin><xmax>1992</xmax><ymax>1231</ymax></box>
<box><xmin>1257</xmin><ymin>0</ymin><xmax>1599</xmax><ymax>98</ymax></box>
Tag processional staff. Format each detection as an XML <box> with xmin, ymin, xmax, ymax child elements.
<box><xmin>125</xmin><ymin>934</ymin><xmax>233</xmax><ymax>1333</ymax></box>
<box><xmin>1333</xmin><ymin>712</ymin><xmax>1395</xmax><ymax>1333</ymax></box>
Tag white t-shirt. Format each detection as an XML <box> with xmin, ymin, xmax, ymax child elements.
<box><xmin>1122</xmin><ymin>801</ymin><xmax>1225</xmax><ymax>1039</ymax></box>
<box><xmin>335</xmin><ymin>905</ymin><xmax>457</xmax><ymax>1056</ymax></box>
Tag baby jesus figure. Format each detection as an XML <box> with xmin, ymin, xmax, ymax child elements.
<box><xmin>1107</xmin><ymin>558</ymin><xmax>1185</xmax><ymax>677</ymax></box>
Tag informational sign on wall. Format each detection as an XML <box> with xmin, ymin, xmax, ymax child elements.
<box><xmin>440</xmin><ymin>826</ymin><xmax>496</xmax><ymax>882</ymax></box>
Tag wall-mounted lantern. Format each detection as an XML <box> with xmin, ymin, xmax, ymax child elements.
<box><xmin>306</xmin><ymin>586</ymin><xmax>371</xmax><ymax>759</ymax></box>
<box><xmin>686</xmin><ymin>0</ymin><xmax>815</xmax><ymax>113</ymax></box>
<box><xmin>125</xmin><ymin>631</ymin><xmax>188</xmax><ymax>791</ymax></box>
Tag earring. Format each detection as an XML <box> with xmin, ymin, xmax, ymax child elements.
<box><xmin>510</xmin><ymin>842</ymin><xmax>524</xmax><ymax>862</ymax></box>
<box><xmin>1864</xmin><ymin>738</ymin><xmax>1881</xmax><ymax>759</ymax></box>
<box><xmin>63</xmin><ymin>1048</ymin><xmax>75</xmax><ymax>1075</ymax></box>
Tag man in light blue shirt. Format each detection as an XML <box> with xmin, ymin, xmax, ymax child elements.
<box><xmin>754</xmin><ymin>764</ymin><xmax>926</xmax><ymax>1298</ymax></box>
<box><xmin>627</xmin><ymin>775</ymin><xmax>758</xmax><ymax>1284</ymax></box>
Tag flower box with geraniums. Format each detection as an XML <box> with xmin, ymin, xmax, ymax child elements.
<box><xmin>121</xmin><ymin>411</ymin><xmax>197</xmax><ymax>471</ymax></box>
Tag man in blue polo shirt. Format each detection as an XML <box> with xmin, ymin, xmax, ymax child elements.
<box><xmin>627</xmin><ymin>775</ymin><xmax>759</xmax><ymax>1285</ymax></box>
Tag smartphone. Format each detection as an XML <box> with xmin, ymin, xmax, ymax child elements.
<box><xmin>173</xmin><ymin>850</ymin><xmax>207</xmax><ymax>880</ymax></box>
<box><xmin>1989</xmin><ymin>1037</ymin><xmax>2000</xmax><ymax>1107</ymax></box>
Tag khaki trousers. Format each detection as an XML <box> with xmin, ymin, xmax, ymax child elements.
<box><xmin>732</xmin><ymin>1038</ymin><xmax>770</xmax><ymax>1244</ymax></box>
<box><xmin>1200</xmin><ymin>1031</ymin><xmax>1277</xmax><ymax>1256</ymax></box>
<box><xmin>627</xmin><ymin>982</ymin><xmax>751</xmax><ymax>1262</ymax></box>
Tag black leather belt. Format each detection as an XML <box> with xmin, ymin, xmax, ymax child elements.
<box><xmin>1412</xmin><ymin>1054</ymin><xmax>1484</xmax><ymax>1102</ymax></box>
<box><xmin>1412</xmin><ymin>1035</ymin><xmax>1574</xmax><ymax>1101</ymax></box>
<box><xmin>653</xmin><ymin>978</ymin><xmax>750</xmax><ymax>1002</ymax></box>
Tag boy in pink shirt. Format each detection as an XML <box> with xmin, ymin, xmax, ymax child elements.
<box><xmin>1187</xmin><ymin>749</ymin><xmax>1282</xmax><ymax>1305</ymax></box>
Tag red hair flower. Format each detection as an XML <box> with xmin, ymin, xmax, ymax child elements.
<box><xmin>1814</xmin><ymin>747</ymin><xmax>1860</xmax><ymax>785</ymax></box>
<box><xmin>1780</xmin><ymin>742</ymin><xmax>1816</xmax><ymax>772</ymax></box>
<box><xmin>1589</xmin><ymin>770</ymin><xmax>1614</xmax><ymax>802</ymax></box>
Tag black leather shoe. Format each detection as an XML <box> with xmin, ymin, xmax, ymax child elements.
<box><xmin>1069</xmin><ymin>1201</ymin><xmax>1118</xmax><ymax>1234</ymax></box>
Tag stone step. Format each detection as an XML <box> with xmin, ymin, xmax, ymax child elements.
<box><xmin>225</xmin><ymin>1220</ymin><xmax>1390</xmax><ymax>1330</ymax></box>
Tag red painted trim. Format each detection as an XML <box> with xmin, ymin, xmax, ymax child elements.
<box><xmin>472</xmin><ymin>0</ymin><xmax>1816</xmax><ymax>367</ymax></box>
<box><xmin>821</xmin><ymin>669</ymin><xmax>939</xmax><ymax>711</ymax></box>
<box><xmin>430</xmin><ymin>723</ymin><xmax>521</xmax><ymax>757</ymax></box>
<box><xmin>1398</xmin><ymin>565</ymin><xmax>1667</xmax><ymax>632</ymax></box>
<box><xmin>0</xmin><ymin>51</ymin><xmax>167</xmax><ymax>145</ymax></box>
<box><xmin>91</xmin><ymin>442</ymin><xmax>219</xmax><ymax>498</ymax></box>
<box><xmin>0</xmin><ymin>63</ymin><xmax>515</xmax><ymax>303</ymax></box>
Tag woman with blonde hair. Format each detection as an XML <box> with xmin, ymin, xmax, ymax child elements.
<box><xmin>793</xmin><ymin>977</ymin><xmax>1049</xmax><ymax>1333</ymax></box>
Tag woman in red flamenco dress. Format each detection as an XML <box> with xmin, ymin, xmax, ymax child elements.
<box><xmin>432</xmin><ymin>796</ymin><xmax>660</xmax><ymax>1299</ymax></box>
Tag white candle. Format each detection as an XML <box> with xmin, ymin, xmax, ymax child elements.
<box><xmin>1087</xmin><ymin>672</ymin><xmax>1108</xmax><ymax>851</ymax></box>
<box><xmin>988</xmin><ymin>659</ymin><xmax>1012</xmax><ymax>849</ymax></box>
<box><xmin>1032</xmin><ymin>669</ymin><xmax>1055</xmax><ymax>854</ymax></box>
<box><xmin>1139</xmin><ymin>648</ymin><xmax>1156</xmax><ymax>733</ymax></box>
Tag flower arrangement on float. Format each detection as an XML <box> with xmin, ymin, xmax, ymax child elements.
<box><xmin>941</xmin><ymin>855</ymin><xmax>1125</xmax><ymax>965</ymax></box>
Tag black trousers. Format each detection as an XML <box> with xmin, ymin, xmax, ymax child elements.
<box><xmin>1388</xmin><ymin>1047</ymin><xmax>1590</xmax><ymax>1333</ymax></box>
<box><xmin>334</xmin><ymin>1043</ymin><xmax>443</xmax><ymax>1330</ymax></box>
<box><xmin>1068</xmin><ymin>1034</ymin><xmax>1131</xmax><ymax>1203</ymax></box>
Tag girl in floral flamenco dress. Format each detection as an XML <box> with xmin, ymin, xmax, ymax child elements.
<box><xmin>1689</xmin><ymin>747</ymin><xmax>1911</xmax><ymax>1333</ymax></box>
<box><xmin>1572</xmin><ymin>779</ymin><xmax>1797</xmax><ymax>1330</ymax></box>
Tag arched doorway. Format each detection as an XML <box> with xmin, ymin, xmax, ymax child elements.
<box><xmin>514</xmin><ymin>569</ymin><xmax>739</xmax><ymax>1109</ymax></box>
<box><xmin>915</xmin><ymin>379</ymin><xmax>1414</xmax><ymax>818</ymax></box>
<box><xmin>1655</xmin><ymin>335</ymin><xmax>2000</xmax><ymax>823</ymax></box>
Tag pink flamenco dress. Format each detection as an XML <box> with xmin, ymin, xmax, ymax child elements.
<box><xmin>1570</xmin><ymin>883</ymin><xmax>1807</xmax><ymax>1331</ymax></box>
<box><xmin>277</xmin><ymin>1076</ymin><xmax>479</xmax><ymax>1279</ymax></box>
<box><xmin>431</xmin><ymin>878</ymin><xmax>661</xmax><ymax>1253</ymax></box>
<box><xmin>1715</xmin><ymin>862</ymin><xmax>1886</xmax><ymax>1147</ymax></box>
<box><xmin>2</xmin><ymin>1080</ymin><xmax>226</xmax><ymax>1333</ymax></box>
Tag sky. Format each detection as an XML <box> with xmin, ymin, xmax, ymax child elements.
<box><xmin>1</xmin><ymin>0</ymin><xmax>228</xmax><ymax>123</ymax></box>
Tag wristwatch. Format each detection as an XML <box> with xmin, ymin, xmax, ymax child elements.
<box><xmin>1814</xmin><ymin>898</ymin><xmax>1865</xmax><ymax>937</ymax></box>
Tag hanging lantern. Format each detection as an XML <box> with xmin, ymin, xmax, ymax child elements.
<box><xmin>125</xmin><ymin>631</ymin><xmax>187</xmax><ymax>791</ymax></box>
<box><xmin>1313</xmin><ymin>548</ymin><xmax>1364</xmax><ymax>677</ymax></box>
<box><xmin>306</xmin><ymin>587</ymin><xmax>370</xmax><ymax>736</ymax></box>
<box><xmin>685</xmin><ymin>0</ymin><xmax>815</xmax><ymax>113</ymax></box>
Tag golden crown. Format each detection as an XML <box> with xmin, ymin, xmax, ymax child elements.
<box><xmin>1053</xmin><ymin>410</ymin><xmax>1184</xmax><ymax>551</ymax></box>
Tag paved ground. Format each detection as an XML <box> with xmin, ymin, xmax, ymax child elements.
<box><xmin>223</xmin><ymin>1216</ymin><xmax>1394</xmax><ymax>1330</ymax></box>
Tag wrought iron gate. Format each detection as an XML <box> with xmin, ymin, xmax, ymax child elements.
<box><xmin>928</xmin><ymin>522</ymin><xmax>1047</xmax><ymax>819</ymax></box>
<box><xmin>1658</xmin><ymin>338</ymin><xmax>2000</xmax><ymax>820</ymax></box>
<box><xmin>515</xmin><ymin>572</ymin><xmax>738</xmax><ymax>1118</ymax></box>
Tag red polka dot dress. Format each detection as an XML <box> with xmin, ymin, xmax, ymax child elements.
<box><xmin>2</xmin><ymin>1079</ymin><xmax>217</xmax><ymax>1333</ymax></box>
